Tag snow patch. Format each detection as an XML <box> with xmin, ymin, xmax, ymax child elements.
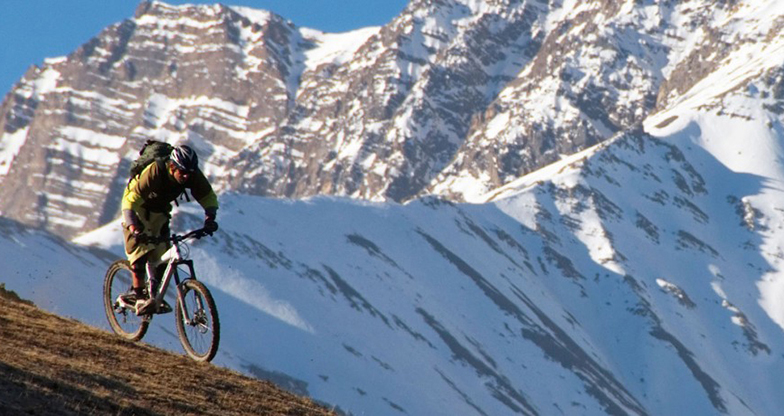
<box><xmin>301</xmin><ymin>27</ymin><xmax>380</xmax><ymax>71</ymax></box>
<box><xmin>195</xmin><ymin>253</ymin><xmax>315</xmax><ymax>333</ymax></box>
<box><xmin>0</xmin><ymin>127</ymin><xmax>30</xmax><ymax>176</ymax></box>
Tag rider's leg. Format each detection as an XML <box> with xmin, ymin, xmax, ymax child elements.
<box><xmin>130</xmin><ymin>256</ymin><xmax>148</xmax><ymax>299</ymax></box>
<box><xmin>133</xmin><ymin>215</ymin><xmax>170</xmax><ymax>314</ymax></box>
<box><xmin>145</xmin><ymin>246</ymin><xmax>167</xmax><ymax>290</ymax></box>
<box><xmin>151</xmin><ymin>261</ymin><xmax>173</xmax><ymax>314</ymax></box>
<box><xmin>136</xmin><ymin>248</ymin><xmax>168</xmax><ymax>314</ymax></box>
<box><xmin>119</xmin><ymin>256</ymin><xmax>148</xmax><ymax>305</ymax></box>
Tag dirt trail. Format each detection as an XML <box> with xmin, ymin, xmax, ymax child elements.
<box><xmin>0</xmin><ymin>285</ymin><xmax>335</xmax><ymax>415</ymax></box>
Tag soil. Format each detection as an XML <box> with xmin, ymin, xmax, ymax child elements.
<box><xmin>0</xmin><ymin>285</ymin><xmax>336</xmax><ymax>416</ymax></box>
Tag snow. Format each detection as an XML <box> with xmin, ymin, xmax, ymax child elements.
<box><xmin>228</xmin><ymin>6</ymin><xmax>271</xmax><ymax>27</ymax></box>
<box><xmin>5</xmin><ymin>0</ymin><xmax>784</xmax><ymax>415</ymax></box>
<box><xmin>133</xmin><ymin>92</ymin><xmax>261</xmax><ymax>178</ymax></box>
<box><xmin>48</xmin><ymin>132</ymin><xmax>122</xmax><ymax>167</ymax></box>
<box><xmin>59</xmin><ymin>126</ymin><xmax>126</xmax><ymax>150</ymax></box>
<box><xmin>196</xmin><ymin>253</ymin><xmax>314</xmax><ymax>332</ymax></box>
<box><xmin>301</xmin><ymin>27</ymin><xmax>380</xmax><ymax>71</ymax></box>
<box><xmin>759</xmin><ymin>272</ymin><xmax>784</xmax><ymax>330</ymax></box>
<box><xmin>36</xmin><ymin>82</ymin><xmax>784</xmax><ymax>413</ymax></box>
<box><xmin>135</xmin><ymin>9</ymin><xmax>222</xmax><ymax>30</ymax></box>
<box><xmin>31</xmin><ymin>67</ymin><xmax>60</xmax><ymax>97</ymax></box>
<box><xmin>11</xmin><ymin>100</ymin><xmax>784</xmax><ymax>414</ymax></box>
<box><xmin>544</xmin><ymin>0</ymin><xmax>598</xmax><ymax>33</ymax></box>
<box><xmin>0</xmin><ymin>127</ymin><xmax>29</xmax><ymax>176</ymax></box>
<box><xmin>44</xmin><ymin>192</ymin><xmax>97</xmax><ymax>209</ymax></box>
<box><xmin>485</xmin><ymin>111</ymin><xmax>510</xmax><ymax>139</ymax></box>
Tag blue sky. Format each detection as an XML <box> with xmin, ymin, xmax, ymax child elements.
<box><xmin>0</xmin><ymin>0</ymin><xmax>409</xmax><ymax>97</ymax></box>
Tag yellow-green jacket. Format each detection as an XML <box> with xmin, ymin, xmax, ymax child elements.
<box><xmin>122</xmin><ymin>160</ymin><xmax>218</xmax><ymax>221</ymax></box>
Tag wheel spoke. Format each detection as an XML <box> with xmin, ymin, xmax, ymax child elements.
<box><xmin>103</xmin><ymin>260</ymin><xmax>149</xmax><ymax>341</ymax></box>
<box><xmin>175</xmin><ymin>280</ymin><xmax>219</xmax><ymax>362</ymax></box>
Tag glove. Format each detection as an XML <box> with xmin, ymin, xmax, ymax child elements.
<box><xmin>204</xmin><ymin>218</ymin><xmax>219</xmax><ymax>234</ymax></box>
<box><xmin>129</xmin><ymin>224</ymin><xmax>144</xmax><ymax>237</ymax></box>
<box><xmin>129</xmin><ymin>224</ymin><xmax>155</xmax><ymax>244</ymax></box>
<box><xmin>133</xmin><ymin>231</ymin><xmax>153</xmax><ymax>245</ymax></box>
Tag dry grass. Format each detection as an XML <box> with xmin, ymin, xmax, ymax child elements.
<box><xmin>0</xmin><ymin>285</ymin><xmax>336</xmax><ymax>415</ymax></box>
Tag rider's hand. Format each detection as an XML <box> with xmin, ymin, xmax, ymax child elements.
<box><xmin>204</xmin><ymin>218</ymin><xmax>219</xmax><ymax>234</ymax></box>
<box><xmin>129</xmin><ymin>224</ymin><xmax>152</xmax><ymax>244</ymax></box>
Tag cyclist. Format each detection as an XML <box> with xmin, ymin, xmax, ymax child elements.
<box><xmin>120</xmin><ymin>145</ymin><xmax>219</xmax><ymax>314</ymax></box>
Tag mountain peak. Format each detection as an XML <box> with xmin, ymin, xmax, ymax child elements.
<box><xmin>3</xmin><ymin>1</ymin><xmax>784</xmax><ymax>415</ymax></box>
<box><xmin>1</xmin><ymin>0</ymin><xmax>782</xmax><ymax>237</ymax></box>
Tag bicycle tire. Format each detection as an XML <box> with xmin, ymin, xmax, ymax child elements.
<box><xmin>175</xmin><ymin>279</ymin><xmax>220</xmax><ymax>362</ymax></box>
<box><xmin>103</xmin><ymin>260</ymin><xmax>149</xmax><ymax>341</ymax></box>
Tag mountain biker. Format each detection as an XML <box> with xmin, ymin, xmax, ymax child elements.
<box><xmin>120</xmin><ymin>144</ymin><xmax>219</xmax><ymax>314</ymax></box>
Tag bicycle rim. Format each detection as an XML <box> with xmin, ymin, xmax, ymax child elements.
<box><xmin>103</xmin><ymin>260</ymin><xmax>149</xmax><ymax>341</ymax></box>
<box><xmin>175</xmin><ymin>280</ymin><xmax>220</xmax><ymax>362</ymax></box>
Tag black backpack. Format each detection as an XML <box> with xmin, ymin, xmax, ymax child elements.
<box><xmin>129</xmin><ymin>140</ymin><xmax>173</xmax><ymax>179</ymax></box>
<box><xmin>127</xmin><ymin>140</ymin><xmax>191</xmax><ymax>205</ymax></box>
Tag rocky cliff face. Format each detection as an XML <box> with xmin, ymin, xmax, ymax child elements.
<box><xmin>1</xmin><ymin>0</ymin><xmax>783</xmax><ymax>238</ymax></box>
<box><xmin>0</xmin><ymin>2</ymin><xmax>301</xmax><ymax>236</ymax></box>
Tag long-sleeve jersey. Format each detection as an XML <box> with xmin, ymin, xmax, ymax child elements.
<box><xmin>122</xmin><ymin>160</ymin><xmax>218</xmax><ymax>216</ymax></box>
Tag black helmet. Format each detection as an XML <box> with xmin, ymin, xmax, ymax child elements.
<box><xmin>170</xmin><ymin>145</ymin><xmax>199</xmax><ymax>172</ymax></box>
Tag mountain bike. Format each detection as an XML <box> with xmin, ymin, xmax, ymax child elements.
<box><xmin>103</xmin><ymin>228</ymin><xmax>220</xmax><ymax>362</ymax></box>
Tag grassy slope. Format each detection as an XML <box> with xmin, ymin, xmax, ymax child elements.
<box><xmin>0</xmin><ymin>285</ymin><xmax>335</xmax><ymax>416</ymax></box>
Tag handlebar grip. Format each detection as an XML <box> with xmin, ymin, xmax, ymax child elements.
<box><xmin>137</xmin><ymin>228</ymin><xmax>213</xmax><ymax>245</ymax></box>
<box><xmin>136</xmin><ymin>233</ymin><xmax>162</xmax><ymax>244</ymax></box>
<box><xmin>136</xmin><ymin>233</ymin><xmax>150</xmax><ymax>244</ymax></box>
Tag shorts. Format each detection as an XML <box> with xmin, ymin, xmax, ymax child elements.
<box><xmin>122</xmin><ymin>209</ymin><xmax>171</xmax><ymax>265</ymax></box>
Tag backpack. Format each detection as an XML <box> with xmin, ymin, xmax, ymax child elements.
<box><xmin>129</xmin><ymin>140</ymin><xmax>173</xmax><ymax>179</ymax></box>
<box><xmin>127</xmin><ymin>140</ymin><xmax>191</xmax><ymax>205</ymax></box>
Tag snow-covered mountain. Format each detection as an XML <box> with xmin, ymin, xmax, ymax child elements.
<box><xmin>5</xmin><ymin>0</ymin><xmax>784</xmax><ymax>239</ymax></box>
<box><xmin>6</xmin><ymin>94</ymin><xmax>784</xmax><ymax>414</ymax></box>
<box><xmin>0</xmin><ymin>1</ymin><xmax>379</xmax><ymax>237</ymax></box>
<box><xmin>4</xmin><ymin>0</ymin><xmax>784</xmax><ymax>414</ymax></box>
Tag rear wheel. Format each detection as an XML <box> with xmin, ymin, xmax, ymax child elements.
<box><xmin>175</xmin><ymin>279</ymin><xmax>220</xmax><ymax>362</ymax></box>
<box><xmin>103</xmin><ymin>260</ymin><xmax>149</xmax><ymax>341</ymax></box>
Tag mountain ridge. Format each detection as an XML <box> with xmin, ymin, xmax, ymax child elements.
<box><xmin>5</xmin><ymin>109</ymin><xmax>784</xmax><ymax>413</ymax></box>
<box><xmin>3</xmin><ymin>1</ymin><xmax>784</xmax><ymax>415</ymax></box>
<box><xmin>34</xmin><ymin>109</ymin><xmax>784</xmax><ymax>414</ymax></box>
<box><xmin>5</xmin><ymin>0</ymin><xmax>784</xmax><ymax>238</ymax></box>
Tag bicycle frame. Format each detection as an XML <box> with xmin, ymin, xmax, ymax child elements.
<box><xmin>106</xmin><ymin>226</ymin><xmax>219</xmax><ymax>361</ymax></box>
<box><xmin>149</xmin><ymin>232</ymin><xmax>204</xmax><ymax>324</ymax></box>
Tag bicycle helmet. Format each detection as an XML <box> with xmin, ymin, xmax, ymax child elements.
<box><xmin>170</xmin><ymin>145</ymin><xmax>199</xmax><ymax>172</ymax></box>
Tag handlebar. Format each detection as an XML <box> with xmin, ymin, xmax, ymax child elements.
<box><xmin>137</xmin><ymin>228</ymin><xmax>213</xmax><ymax>245</ymax></box>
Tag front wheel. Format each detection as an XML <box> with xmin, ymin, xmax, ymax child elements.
<box><xmin>175</xmin><ymin>279</ymin><xmax>220</xmax><ymax>362</ymax></box>
<box><xmin>103</xmin><ymin>260</ymin><xmax>149</xmax><ymax>341</ymax></box>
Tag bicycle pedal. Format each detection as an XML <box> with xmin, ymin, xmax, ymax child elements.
<box><xmin>116</xmin><ymin>297</ymin><xmax>133</xmax><ymax>310</ymax></box>
<box><xmin>135</xmin><ymin>299</ymin><xmax>157</xmax><ymax>316</ymax></box>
